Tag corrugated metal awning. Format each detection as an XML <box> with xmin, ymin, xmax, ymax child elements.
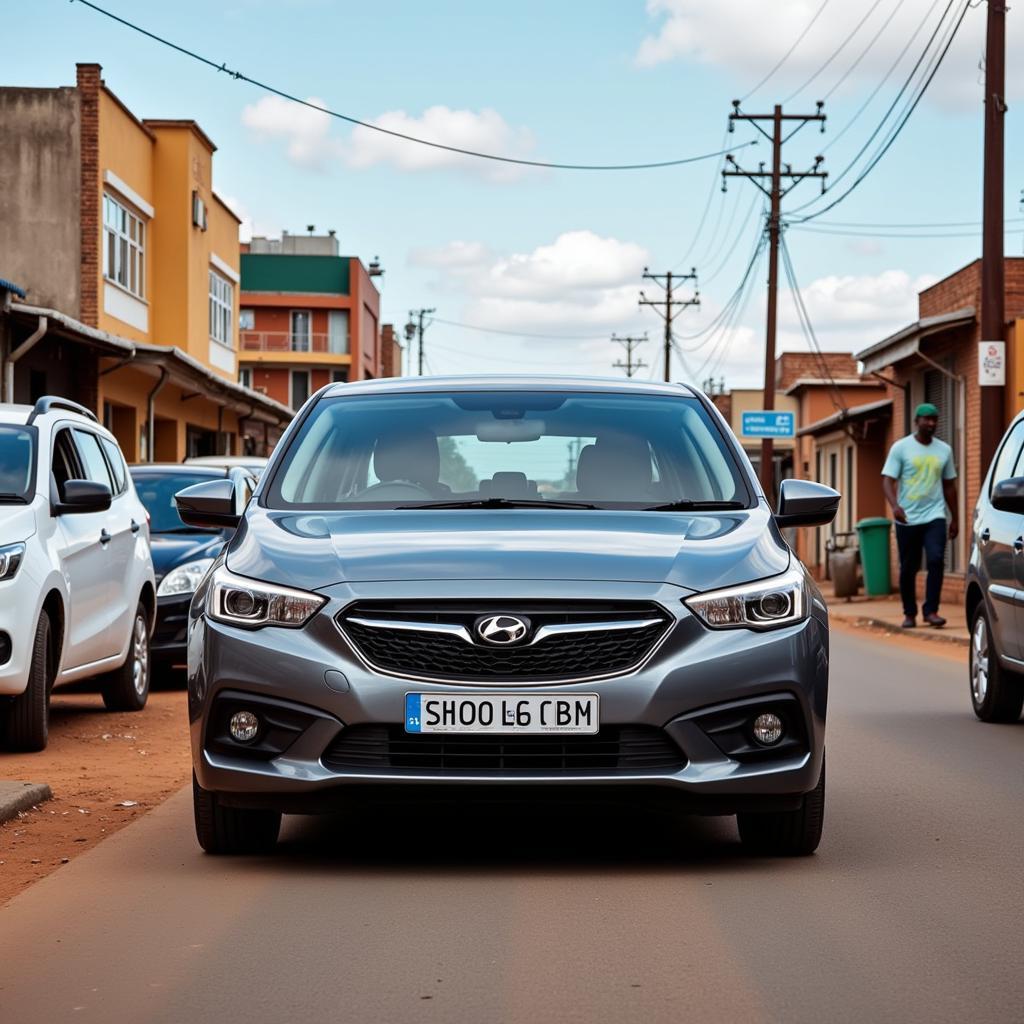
<box><xmin>855</xmin><ymin>307</ymin><xmax>975</xmax><ymax>374</ymax></box>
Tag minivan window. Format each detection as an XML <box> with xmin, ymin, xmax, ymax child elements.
<box><xmin>268</xmin><ymin>391</ymin><xmax>750</xmax><ymax>510</ymax></box>
<box><xmin>99</xmin><ymin>436</ymin><xmax>127</xmax><ymax>495</ymax></box>
<box><xmin>73</xmin><ymin>429</ymin><xmax>114</xmax><ymax>491</ymax></box>
<box><xmin>0</xmin><ymin>425</ymin><xmax>35</xmax><ymax>503</ymax></box>
<box><xmin>990</xmin><ymin>418</ymin><xmax>1024</xmax><ymax>495</ymax></box>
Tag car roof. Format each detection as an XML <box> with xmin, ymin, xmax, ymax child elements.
<box><xmin>129</xmin><ymin>463</ymin><xmax>229</xmax><ymax>477</ymax></box>
<box><xmin>0</xmin><ymin>403</ymin><xmax>105</xmax><ymax>428</ymax></box>
<box><xmin>320</xmin><ymin>375</ymin><xmax>699</xmax><ymax>400</ymax></box>
<box><xmin>185</xmin><ymin>456</ymin><xmax>268</xmax><ymax>465</ymax></box>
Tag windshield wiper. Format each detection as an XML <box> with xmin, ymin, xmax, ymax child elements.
<box><xmin>644</xmin><ymin>500</ymin><xmax>747</xmax><ymax>512</ymax></box>
<box><xmin>0</xmin><ymin>493</ymin><xmax>28</xmax><ymax>504</ymax></box>
<box><xmin>404</xmin><ymin>497</ymin><xmax>600</xmax><ymax>510</ymax></box>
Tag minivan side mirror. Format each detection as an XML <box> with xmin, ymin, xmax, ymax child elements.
<box><xmin>991</xmin><ymin>477</ymin><xmax>1024</xmax><ymax>515</ymax></box>
<box><xmin>175</xmin><ymin>479</ymin><xmax>240</xmax><ymax>530</ymax></box>
<box><xmin>56</xmin><ymin>479</ymin><xmax>112</xmax><ymax>515</ymax></box>
<box><xmin>774</xmin><ymin>478</ymin><xmax>840</xmax><ymax>528</ymax></box>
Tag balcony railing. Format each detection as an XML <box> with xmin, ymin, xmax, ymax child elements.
<box><xmin>240</xmin><ymin>331</ymin><xmax>349</xmax><ymax>355</ymax></box>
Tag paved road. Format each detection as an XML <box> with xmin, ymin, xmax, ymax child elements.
<box><xmin>1</xmin><ymin>629</ymin><xmax>1022</xmax><ymax>1024</ymax></box>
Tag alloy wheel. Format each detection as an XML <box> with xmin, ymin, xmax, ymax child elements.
<box><xmin>132</xmin><ymin>613</ymin><xmax>149</xmax><ymax>697</ymax></box>
<box><xmin>971</xmin><ymin>616</ymin><xmax>989</xmax><ymax>706</ymax></box>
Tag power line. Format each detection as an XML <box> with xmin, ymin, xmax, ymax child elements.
<box><xmin>791</xmin><ymin>224</ymin><xmax>1018</xmax><ymax>239</ymax></box>
<box><xmin>782</xmin><ymin>0</ymin><xmax>966</xmax><ymax>223</ymax></box>
<box><xmin>741</xmin><ymin>0</ymin><xmax>832</xmax><ymax>101</ymax></box>
<box><xmin>823</xmin><ymin>0</ymin><xmax>907</xmax><ymax>100</ymax></box>
<box><xmin>611</xmin><ymin>334</ymin><xmax>649</xmax><ymax>377</ymax></box>
<box><xmin>71</xmin><ymin>0</ymin><xmax>757</xmax><ymax>173</ymax></box>
<box><xmin>700</xmin><ymin>191</ymin><xmax>765</xmax><ymax>287</ymax></box>
<box><xmin>807</xmin><ymin>216</ymin><xmax>1024</xmax><ymax>228</ymax></box>
<box><xmin>428</xmin><ymin>316</ymin><xmax>607</xmax><ymax>341</ymax></box>
<box><xmin>783</xmin><ymin>0</ymin><xmax>888</xmax><ymax>104</ymax></box>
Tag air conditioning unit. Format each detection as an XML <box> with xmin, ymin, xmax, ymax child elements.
<box><xmin>192</xmin><ymin>191</ymin><xmax>207</xmax><ymax>231</ymax></box>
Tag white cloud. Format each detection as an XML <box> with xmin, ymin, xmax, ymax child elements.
<box><xmin>410</xmin><ymin>240</ymin><xmax>493</xmax><ymax>270</ymax></box>
<box><xmin>635</xmin><ymin>0</ymin><xmax>1008</xmax><ymax>110</ymax></box>
<box><xmin>215</xmin><ymin>194</ymin><xmax>279</xmax><ymax>244</ymax></box>
<box><xmin>241</xmin><ymin>95</ymin><xmax>343</xmax><ymax>170</ymax></box>
<box><xmin>347</xmin><ymin>106</ymin><xmax>535</xmax><ymax>181</ymax></box>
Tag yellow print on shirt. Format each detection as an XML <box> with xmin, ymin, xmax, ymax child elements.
<box><xmin>905</xmin><ymin>454</ymin><xmax>943</xmax><ymax>501</ymax></box>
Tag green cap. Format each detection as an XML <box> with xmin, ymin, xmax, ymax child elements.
<box><xmin>915</xmin><ymin>402</ymin><xmax>939</xmax><ymax>418</ymax></box>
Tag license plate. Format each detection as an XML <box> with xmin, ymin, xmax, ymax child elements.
<box><xmin>405</xmin><ymin>693</ymin><xmax>599</xmax><ymax>735</ymax></box>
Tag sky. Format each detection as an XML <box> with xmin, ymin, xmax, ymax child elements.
<box><xmin>5</xmin><ymin>0</ymin><xmax>1022</xmax><ymax>387</ymax></box>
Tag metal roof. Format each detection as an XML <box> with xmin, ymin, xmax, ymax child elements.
<box><xmin>797</xmin><ymin>398</ymin><xmax>894</xmax><ymax>437</ymax></box>
<box><xmin>855</xmin><ymin>307</ymin><xmax>975</xmax><ymax>374</ymax></box>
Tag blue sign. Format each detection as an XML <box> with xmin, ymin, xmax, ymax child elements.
<box><xmin>741</xmin><ymin>410</ymin><xmax>795</xmax><ymax>438</ymax></box>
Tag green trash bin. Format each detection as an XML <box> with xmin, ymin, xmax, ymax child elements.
<box><xmin>856</xmin><ymin>517</ymin><xmax>892</xmax><ymax>597</ymax></box>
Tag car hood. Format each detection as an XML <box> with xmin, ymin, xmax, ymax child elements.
<box><xmin>0</xmin><ymin>503</ymin><xmax>39</xmax><ymax>544</ymax></box>
<box><xmin>150</xmin><ymin>532</ymin><xmax>226</xmax><ymax>582</ymax></box>
<box><xmin>225</xmin><ymin>506</ymin><xmax>790</xmax><ymax>594</ymax></box>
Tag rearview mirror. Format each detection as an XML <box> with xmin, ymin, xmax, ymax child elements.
<box><xmin>174</xmin><ymin>479</ymin><xmax>240</xmax><ymax>529</ymax></box>
<box><xmin>774</xmin><ymin>478</ymin><xmax>840</xmax><ymax>528</ymax></box>
<box><xmin>56</xmin><ymin>479</ymin><xmax>112</xmax><ymax>515</ymax></box>
<box><xmin>992</xmin><ymin>477</ymin><xmax>1024</xmax><ymax>515</ymax></box>
<box><xmin>476</xmin><ymin>420</ymin><xmax>545</xmax><ymax>442</ymax></box>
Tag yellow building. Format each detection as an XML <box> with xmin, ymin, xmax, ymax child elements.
<box><xmin>0</xmin><ymin>63</ymin><xmax>290</xmax><ymax>458</ymax></box>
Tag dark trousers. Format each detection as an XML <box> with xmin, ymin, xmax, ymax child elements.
<box><xmin>894</xmin><ymin>518</ymin><xmax>947</xmax><ymax>617</ymax></box>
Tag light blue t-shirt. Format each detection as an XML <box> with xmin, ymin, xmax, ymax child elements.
<box><xmin>882</xmin><ymin>434</ymin><xmax>957</xmax><ymax>526</ymax></box>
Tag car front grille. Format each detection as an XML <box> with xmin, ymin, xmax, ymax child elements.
<box><xmin>336</xmin><ymin>601</ymin><xmax>673</xmax><ymax>682</ymax></box>
<box><xmin>321</xmin><ymin>725</ymin><xmax>686</xmax><ymax>775</ymax></box>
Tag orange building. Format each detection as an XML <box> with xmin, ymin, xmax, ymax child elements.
<box><xmin>0</xmin><ymin>63</ymin><xmax>290</xmax><ymax>457</ymax></box>
<box><xmin>238</xmin><ymin>232</ymin><xmax>385</xmax><ymax>409</ymax></box>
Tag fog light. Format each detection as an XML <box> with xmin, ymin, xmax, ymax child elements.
<box><xmin>752</xmin><ymin>712</ymin><xmax>784</xmax><ymax>746</ymax></box>
<box><xmin>229</xmin><ymin>710</ymin><xmax>259</xmax><ymax>743</ymax></box>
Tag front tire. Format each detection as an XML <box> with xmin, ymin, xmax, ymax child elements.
<box><xmin>193</xmin><ymin>773</ymin><xmax>281</xmax><ymax>855</ymax></box>
<box><xmin>737</xmin><ymin>752</ymin><xmax>825</xmax><ymax>856</ymax></box>
<box><xmin>970</xmin><ymin>605</ymin><xmax>1024</xmax><ymax>723</ymax></box>
<box><xmin>2</xmin><ymin>610</ymin><xmax>52</xmax><ymax>752</ymax></box>
<box><xmin>101</xmin><ymin>602</ymin><xmax>151</xmax><ymax>712</ymax></box>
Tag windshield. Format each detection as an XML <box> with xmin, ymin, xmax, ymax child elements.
<box><xmin>0</xmin><ymin>425</ymin><xmax>36</xmax><ymax>503</ymax></box>
<box><xmin>266</xmin><ymin>391</ymin><xmax>750</xmax><ymax>510</ymax></box>
<box><xmin>132</xmin><ymin>472</ymin><xmax>223</xmax><ymax>532</ymax></box>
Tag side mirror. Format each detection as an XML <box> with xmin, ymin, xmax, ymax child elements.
<box><xmin>775</xmin><ymin>478</ymin><xmax>840</xmax><ymax>528</ymax></box>
<box><xmin>992</xmin><ymin>477</ymin><xmax>1024</xmax><ymax>515</ymax></box>
<box><xmin>57</xmin><ymin>479</ymin><xmax>112</xmax><ymax>515</ymax></box>
<box><xmin>174</xmin><ymin>479</ymin><xmax>240</xmax><ymax>530</ymax></box>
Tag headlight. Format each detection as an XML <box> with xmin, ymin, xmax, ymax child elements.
<box><xmin>685</xmin><ymin>564</ymin><xmax>807</xmax><ymax>631</ymax></box>
<box><xmin>157</xmin><ymin>557</ymin><xmax>215</xmax><ymax>597</ymax></box>
<box><xmin>206</xmin><ymin>564</ymin><xmax>325</xmax><ymax>629</ymax></box>
<box><xmin>0</xmin><ymin>542</ymin><xmax>26</xmax><ymax>582</ymax></box>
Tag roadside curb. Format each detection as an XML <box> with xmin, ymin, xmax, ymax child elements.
<box><xmin>0</xmin><ymin>781</ymin><xmax>53</xmax><ymax>825</ymax></box>
<box><xmin>829</xmin><ymin>608</ymin><xmax>969</xmax><ymax>648</ymax></box>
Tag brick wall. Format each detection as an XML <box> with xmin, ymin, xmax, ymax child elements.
<box><xmin>919</xmin><ymin>258</ymin><xmax>1024</xmax><ymax>321</ymax></box>
<box><xmin>776</xmin><ymin>351</ymin><xmax>859</xmax><ymax>391</ymax></box>
<box><xmin>76</xmin><ymin>63</ymin><xmax>100</xmax><ymax>328</ymax></box>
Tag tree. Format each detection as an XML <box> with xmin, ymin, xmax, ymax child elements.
<box><xmin>437</xmin><ymin>436</ymin><xmax>478</xmax><ymax>492</ymax></box>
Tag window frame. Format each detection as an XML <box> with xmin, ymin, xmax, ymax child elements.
<box><xmin>102</xmin><ymin>192</ymin><xmax>146</xmax><ymax>300</ymax></box>
<box><xmin>290</xmin><ymin>310</ymin><xmax>312</xmax><ymax>352</ymax></box>
<box><xmin>209</xmin><ymin>268</ymin><xmax>235</xmax><ymax>348</ymax></box>
<box><xmin>290</xmin><ymin>369</ymin><xmax>311</xmax><ymax>410</ymax></box>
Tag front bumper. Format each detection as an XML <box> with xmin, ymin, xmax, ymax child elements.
<box><xmin>151</xmin><ymin>593</ymin><xmax>193</xmax><ymax>666</ymax></box>
<box><xmin>189</xmin><ymin>580</ymin><xmax>828</xmax><ymax>812</ymax></box>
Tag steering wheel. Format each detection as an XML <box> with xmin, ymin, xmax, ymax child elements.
<box><xmin>355</xmin><ymin>480</ymin><xmax>433</xmax><ymax>501</ymax></box>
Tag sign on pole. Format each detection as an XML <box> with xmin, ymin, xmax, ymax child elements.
<box><xmin>741</xmin><ymin>410</ymin><xmax>795</xmax><ymax>439</ymax></box>
<box><xmin>979</xmin><ymin>341</ymin><xmax>1006</xmax><ymax>386</ymax></box>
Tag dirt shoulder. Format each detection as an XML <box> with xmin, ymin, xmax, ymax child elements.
<box><xmin>0</xmin><ymin>687</ymin><xmax>191</xmax><ymax>907</ymax></box>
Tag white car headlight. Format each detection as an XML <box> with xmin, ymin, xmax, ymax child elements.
<box><xmin>157</xmin><ymin>557</ymin><xmax>215</xmax><ymax>598</ymax></box>
<box><xmin>685</xmin><ymin>564</ymin><xmax>808</xmax><ymax>631</ymax></box>
<box><xmin>0</xmin><ymin>542</ymin><xmax>26</xmax><ymax>582</ymax></box>
<box><xmin>206</xmin><ymin>564</ymin><xmax>326</xmax><ymax>629</ymax></box>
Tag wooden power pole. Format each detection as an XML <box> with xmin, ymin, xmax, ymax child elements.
<box><xmin>639</xmin><ymin>269</ymin><xmax>699</xmax><ymax>381</ymax></box>
<box><xmin>980</xmin><ymin>0</ymin><xmax>1007</xmax><ymax>472</ymax></box>
<box><xmin>723</xmin><ymin>100</ymin><xmax>826</xmax><ymax>501</ymax></box>
<box><xmin>612</xmin><ymin>333</ymin><xmax>649</xmax><ymax>377</ymax></box>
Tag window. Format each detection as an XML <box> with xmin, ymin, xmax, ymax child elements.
<box><xmin>990</xmin><ymin>419</ymin><xmax>1024</xmax><ymax>492</ymax></box>
<box><xmin>328</xmin><ymin>310</ymin><xmax>350</xmax><ymax>354</ymax></box>
<box><xmin>290</xmin><ymin>370</ymin><xmax>311</xmax><ymax>410</ymax></box>
<box><xmin>209</xmin><ymin>270</ymin><xmax>234</xmax><ymax>347</ymax></box>
<box><xmin>52</xmin><ymin>430</ymin><xmax>81</xmax><ymax>502</ymax></box>
<box><xmin>103</xmin><ymin>193</ymin><xmax>146</xmax><ymax>298</ymax></box>
<box><xmin>239</xmin><ymin>368</ymin><xmax>253</xmax><ymax>389</ymax></box>
<box><xmin>239</xmin><ymin>309</ymin><xmax>255</xmax><ymax>331</ymax></box>
<box><xmin>72</xmin><ymin>429</ymin><xmax>113</xmax><ymax>490</ymax></box>
<box><xmin>332</xmin><ymin>368</ymin><xmax>349</xmax><ymax>384</ymax></box>
<box><xmin>99</xmin><ymin>437</ymin><xmax>128</xmax><ymax>495</ymax></box>
<box><xmin>291</xmin><ymin>311</ymin><xmax>311</xmax><ymax>352</ymax></box>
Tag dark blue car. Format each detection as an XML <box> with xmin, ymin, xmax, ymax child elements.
<box><xmin>129</xmin><ymin>464</ymin><xmax>255</xmax><ymax>675</ymax></box>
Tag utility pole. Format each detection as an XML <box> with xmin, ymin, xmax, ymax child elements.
<box><xmin>639</xmin><ymin>268</ymin><xmax>699</xmax><ymax>382</ymax></box>
<box><xmin>404</xmin><ymin>308</ymin><xmax>435</xmax><ymax>376</ymax></box>
<box><xmin>723</xmin><ymin>100</ymin><xmax>826</xmax><ymax>501</ymax></box>
<box><xmin>611</xmin><ymin>333</ymin><xmax>648</xmax><ymax>377</ymax></box>
<box><xmin>980</xmin><ymin>0</ymin><xmax>1007</xmax><ymax>472</ymax></box>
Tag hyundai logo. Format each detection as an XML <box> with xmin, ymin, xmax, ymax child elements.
<box><xmin>475</xmin><ymin>614</ymin><xmax>530</xmax><ymax>646</ymax></box>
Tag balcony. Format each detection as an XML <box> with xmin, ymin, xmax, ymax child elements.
<box><xmin>240</xmin><ymin>331</ymin><xmax>349</xmax><ymax>355</ymax></box>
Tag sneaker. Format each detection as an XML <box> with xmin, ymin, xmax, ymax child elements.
<box><xmin>901</xmin><ymin>616</ymin><xmax>916</xmax><ymax>628</ymax></box>
<box><xmin>924</xmin><ymin>612</ymin><xmax>946</xmax><ymax>628</ymax></box>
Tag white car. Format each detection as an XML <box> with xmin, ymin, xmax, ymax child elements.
<box><xmin>184</xmin><ymin>455</ymin><xmax>269</xmax><ymax>478</ymax></box>
<box><xmin>0</xmin><ymin>397</ymin><xmax>156</xmax><ymax>751</ymax></box>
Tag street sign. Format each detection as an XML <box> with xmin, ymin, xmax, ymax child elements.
<box><xmin>741</xmin><ymin>410</ymin><xmax>795</xmax><ymax>438</ymax></box>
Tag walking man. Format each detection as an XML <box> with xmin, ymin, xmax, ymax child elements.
<box><xmin>881</xmin><ymin>403</ymin><xmax>958</xmax><ymax>628</ymax></box>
